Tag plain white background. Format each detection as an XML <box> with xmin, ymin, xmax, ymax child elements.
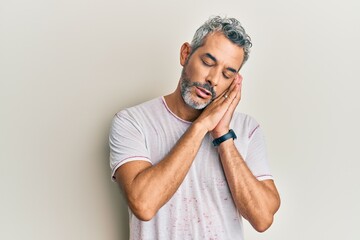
<box><xmin>1</xmin><ymin>0</ymin><xmax>359</xmax><ymax>239</ymax></box>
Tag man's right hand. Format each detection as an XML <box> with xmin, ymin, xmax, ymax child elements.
<box><xmin>194</xmin><ymin>75</ymin><xmax>242</xmax><ymax>135</ymax></box>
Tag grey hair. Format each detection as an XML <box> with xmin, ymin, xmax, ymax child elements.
<box><xmin>190</xmin><ymin>16</ymin><xmax>252</xmax><ymax>66</ymax></box>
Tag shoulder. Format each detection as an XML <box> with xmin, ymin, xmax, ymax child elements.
<box><xmin>115</xmin><ymin>97</ymin><xmax>163</xmax><ymax>120</ymax></box>
<box><xmin>231</xmin><ymin>112</ymin><xmax>262</xmax><ymax>139</ymax></box>
<box><xmin>232</xmin><ymin>112</ymin><xmax>260</xmax><ymax>129</ymax></box>
<box><xmin>111</xmin><ymin>97</ymin><xmax>163</xmax><ymax>131</ymax></box>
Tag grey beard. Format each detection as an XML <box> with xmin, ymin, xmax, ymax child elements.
<box><xmin>180</xmin><ymin>75</ymin><xmax>216</xmax><ymax>110</ymax></box>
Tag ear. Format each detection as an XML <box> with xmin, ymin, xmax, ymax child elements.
<box><xmin>180</xmin><ymin>42</ymin><xmax>192</xmax><ymax>67</ymax></box>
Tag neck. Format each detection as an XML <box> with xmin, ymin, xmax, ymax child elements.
<box><xmin>164</xmin><ymin>84</ymin><xmax>202</xmax><ymax>122</ymax></box>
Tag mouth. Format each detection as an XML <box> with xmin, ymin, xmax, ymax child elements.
<box><xmin>195</xmin><ymin>86</ymin><xmax>212</xmax><ymax>99</ymax></box>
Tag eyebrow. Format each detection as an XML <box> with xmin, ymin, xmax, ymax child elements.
<box><xmin>204</xmin><ymin>53</ymin><xmax>238</xmax><ymax>73</ymax></box>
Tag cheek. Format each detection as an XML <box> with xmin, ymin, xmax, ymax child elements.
<box><xmin>186</xmin><ymin>60</ymin><xmax>208</xmax><ymax>80</ymax></box>
<box><xmin>217</xmin><ymin>82</ymin><xmax>232</xmax><ymax>95</ymax></box>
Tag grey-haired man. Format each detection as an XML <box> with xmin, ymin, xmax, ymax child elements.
<box><xmin>110</xmin><ymin>16</ymin><xmax>280</xmax><ymax>239</ymax></box>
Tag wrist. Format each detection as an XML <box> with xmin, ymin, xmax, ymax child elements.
<box><xmin>212</xmin><ymin>129</ymin><xmax>237</xmax><ymax>147</ymax></box>
<box><xmin>211</xmin><ymin>128</ymin><xmax>230</xmax><ymax>139</ymax></box>
<box><xmin>191</xmin><ymin>121</ymin><xmax>210</xmax><ymax>137</ymax></box>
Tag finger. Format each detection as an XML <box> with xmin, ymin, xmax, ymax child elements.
<box><xmin>232</xmin><ymin>83</ymin><xmax>242</xmax><ymax>106</ymax></box>
<box><xmin>232</xmin><ymin>81</ymin><xmax>241</xmax><ymax>103</ymax></box>
<box><xmin>237</xmin><ymin>73</ymin><xmax>243</xmax><ymax>83</ymax></box>
<box><xmin>212</xmin><ymin>78</ymin><xmax>237</xmax><ymax>102</ymax></box>
<box><xmin>226</xmin><ymin>78</ymin><xmax>242</xmax><ymax>107</ymax></box>
<box><xmin>233</xmin><ymin>73</ymin><xmax>243</xmax><ymax>102</ymax></box>
<box><xmin>238</xmin><ymin>80</ymin><xmax>242</xmax><ymax>100</ymax></box>
<box><xmin>220</xmin><ymin>76</ymin><xmax>238</xmax><ymax>97</ymax></box>
<box><xmin>221</xmin><ymin>82</ymin><xmax>240</xmax><ymax>106</ymax></box>
<box><xmin>213</xmin><ymin>75</ymin><xmax>241</xmax><ymax>104</ymax></box>
<box><xmin>230</xmin><ymin>74</ymin><xmax>242</xmax><ymax>94</ymax></box>
<box><xmin>232</xmin><ymin>80</ymin><xmax>242</xmax><ymax>107</ymax></box>
<box><xmin>222</xmin><ymin>76</ymin><xmax>241</xmax><ymax>103</ymax></box>
<box><xmin>224</xmin><ymin>84</ymin><xmax>241</xmax><ymax>116</ymax></box>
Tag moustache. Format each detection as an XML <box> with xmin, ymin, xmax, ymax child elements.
<box><xmin>190</xmin><ymin>82</ymin><xmax>216</xmax><ymax>98</ymax></box>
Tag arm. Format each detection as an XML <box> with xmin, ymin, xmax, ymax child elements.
<box><xmin>217</xmin><ymin>140</ymin><xmax>280</xmax><ymax>232</ymax></box>
<box><xmin>115</xmin><ymin>122</ymin><xmax>207</xmax><ymax>221</ymax></box>
<box><xmin>114</xmin><ymin>78</ymin><xmax>241</xmax><ymax>221</ymax></box>
<box><xmin>211</xmin><ymin>74</ymin><xmax>280</xmax><ymax>232</ymax></box>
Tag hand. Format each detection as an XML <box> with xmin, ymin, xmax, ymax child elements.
<box><xmin>194</xmin><ymin>74</ymin><xmax>243</xmax><ymax>137</ymax></box>
<box><xmin>211</xmin><ymin>74</ymin><xmax>243</xmax><ymax>138</ymax></box>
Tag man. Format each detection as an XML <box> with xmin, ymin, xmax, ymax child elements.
<box><xmin>109</xmin><ymin>16</ymin><xmax>280</xmax><ymax>239</ymax></box>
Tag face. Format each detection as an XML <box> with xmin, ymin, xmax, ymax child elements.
<box><xmin>180</xmin><ymin>32</ymin><xmax>245</xmax><ymax>110</ymax></box>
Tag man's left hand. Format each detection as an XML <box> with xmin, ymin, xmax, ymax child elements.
<box><xmin>211</xmin><ymin>73</ymin><xmax>243</xmax><ymax>139</ymax></box>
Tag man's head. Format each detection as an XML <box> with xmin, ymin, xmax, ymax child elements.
<box><xmin>190</xmin><ymin>16</ymin><xmax>252</xmax><ymax>66</ymax></box>
<box><xmin>179</xmin><ymin>16</ymin><xmax>252</xmax><ymax>110</ymax></box>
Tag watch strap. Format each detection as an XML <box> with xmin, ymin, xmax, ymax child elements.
<box><xmin>212</xmin><ymin>129</ymin><xmax>237</xmax><ymax>147</ymax></box>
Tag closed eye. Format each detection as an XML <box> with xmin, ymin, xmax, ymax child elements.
<box><xmin>223</xmin><ymin>73</ymin><xmax>231</xmax><ymax>79</ymax></box>
<box><xmin>223</xmin><ymin>70</ymin><xmax>235</xmax><ymax>79</ymax></box>
<box><xmin>201</xmin><ymin>59</ymin><xmax>214</xmax><ymax>67</ymax></box>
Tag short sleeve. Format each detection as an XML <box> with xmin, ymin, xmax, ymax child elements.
<box><xmin>109</xmin><ymin>111</ymin><xmax>152</xmax><ymax>182</ymax></box>
<box><xmin>245</xmin><ymin>119</ymin><xmax>274</xmax><ymax>181</ymax></box>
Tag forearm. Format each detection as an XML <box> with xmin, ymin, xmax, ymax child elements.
<box><xmin>122</xmin><ymin>122</ymin><xmax>207</xmax><ymax>220</ymax></box>
<box><xmin>217</xmin><ymin>140</ymin><xmax>280</xmax><ymax>232</ymax></box>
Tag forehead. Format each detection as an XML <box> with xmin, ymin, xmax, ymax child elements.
<box><xmin>195</xmin><ymin>32</ymin><xmax>245</xmax><ymax>70</ymax></box>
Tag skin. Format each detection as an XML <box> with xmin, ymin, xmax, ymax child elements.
<box><xmin>115</xmin><ymin>32</ymin><xmax>280</xmax><ymax>232</ymax></box>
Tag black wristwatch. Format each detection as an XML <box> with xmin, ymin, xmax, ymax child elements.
<box><xmin>212</xmin><ymin>129</ymin><xmax>237</xmax><ymax>147</ymax></box>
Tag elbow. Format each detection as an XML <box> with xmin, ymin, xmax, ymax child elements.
<box><xmin>253</xmin><ymin>194</ymin><xmax>281</xmax><ymax>232</ymax></box>
<box><xmin>252</xmin><ymin>214</ymin><xmax>274</xmax><ymax>233</ymax></box>
<box><xmin>248</xmin><ymin>206</ymin><xmax>278</xmax><ymax>233</ymax></box>
<box><xmin>128</xmin><ymin>199</ymin><xmax>157</xmax><ymax>221</ymax></box>
<box><xmin>133</xmin><ymin>210</ymin><xmax>156</xmax><ymax>222</ymax></box>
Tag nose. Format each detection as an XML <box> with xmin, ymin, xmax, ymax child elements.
<box><xmin>206</xmin><ymin>67</ymin><xmax>221</xmax><ymax>87</ymax></box>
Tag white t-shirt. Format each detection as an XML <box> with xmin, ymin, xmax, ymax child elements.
<box><xmin>109</xmin><ymin>97</ymin><xmax>273</xmax><ymax>240</ymax></box>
